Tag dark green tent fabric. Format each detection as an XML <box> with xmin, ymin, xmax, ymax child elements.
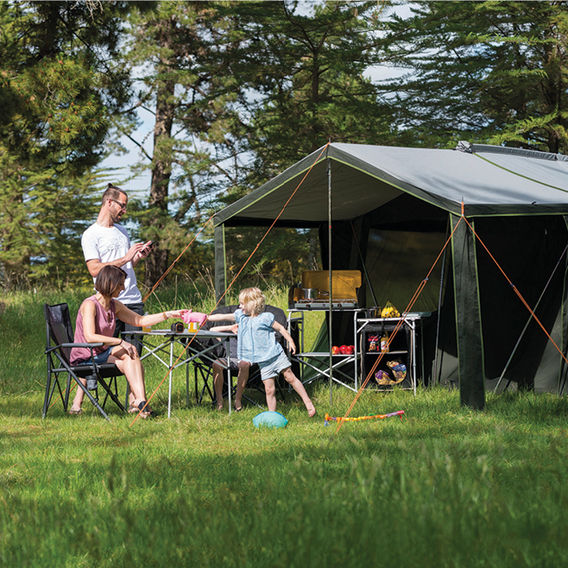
<box><xmin>213</xmin><ymin>143</ymin><xmax>568</xmax><ymax>408</ymax></box>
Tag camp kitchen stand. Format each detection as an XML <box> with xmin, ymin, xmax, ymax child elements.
<box><xmin>357</xmin><ymin>314</ymin><xmax>421</xmax><ymax>395</ymax></box>
<box><xmin>288</xmin><ymin>306</ymin><xmax>363</xmax><ymax>392</ymax></box>
<box><xmin>288</xmin><ymin>309</ymin><xmax>421</xmax><ymax>393</ymax></box>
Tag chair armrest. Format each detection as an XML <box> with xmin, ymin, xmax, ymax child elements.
<box><xmin>45</xmin><ymin>342</ymin><xmax>104</xmax><ymax>354</ymax></box>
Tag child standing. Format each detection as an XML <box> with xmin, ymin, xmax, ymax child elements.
<box><xmin>208</xmin><ymin>287</ymin><xmax>316</xmax><ymax>416</ymax></box>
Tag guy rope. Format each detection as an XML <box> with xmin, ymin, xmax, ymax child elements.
<box><xmin>130</xmin><ymin>142</ymin><xmax>331</xmax><ymax>425</ymax></box>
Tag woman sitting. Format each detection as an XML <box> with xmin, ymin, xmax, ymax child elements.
<box><xmin>69</xmin><ymin>265</ymin><xmax>187</xmax><ymax>417</ymax></box>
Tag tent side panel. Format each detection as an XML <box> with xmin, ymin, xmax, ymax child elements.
<box><xmin>451</xmin><ymin>214</ymin><xmax>486</xmax><ymax>409</ymax></box>
<box><xmin>560</xmin><ymin>216</ymin><xmax>568</xmax><ymax>394</ymax></box>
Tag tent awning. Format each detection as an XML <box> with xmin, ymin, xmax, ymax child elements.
<box><xmin>214</xmin><ymin>143</ymin><xmax>568</xmax><ymax>227</ymax></box>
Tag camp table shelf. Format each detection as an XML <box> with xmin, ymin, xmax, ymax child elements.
<box><xmin>356</xmin><ymin>316</ymin><xmax>422</xmax><ymax>394</ymax></box>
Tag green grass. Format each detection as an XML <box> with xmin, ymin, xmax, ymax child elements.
<box><xmin>1</xmin><ymin>289</ymin><xmax>567</xmax><ymax>566</ymax></box>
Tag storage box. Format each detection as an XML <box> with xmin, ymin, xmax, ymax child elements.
<box><xmin>301</xmin><ymin>270</ymin><xmax>361</xmax><ymax>300</ymax></box>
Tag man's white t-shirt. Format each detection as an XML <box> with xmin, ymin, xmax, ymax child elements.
<box><xmin>81</xmin><ymin>222</ymin><xmax>142</xmax><ymax>304</ymax></box>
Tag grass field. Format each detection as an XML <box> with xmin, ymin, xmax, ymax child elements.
<box><xmin>1</xmin><ymin>289</ymin><xmax>567</xmax><ymax>566</ymax></box>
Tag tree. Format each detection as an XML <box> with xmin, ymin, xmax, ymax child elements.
<box><xmin>211</xmin><ymin>1</ymin><xmax>398</xmax><ymax>285</ymax></box>
<box><xmin>124</xmin><ymin>1</ymin><xmax>251</xmax><ymax>287</ymax></box>
<box><xmin>378</xmin><ymin>1</ymin><xmax>568</xmax><ymax>152</ymax></box>
<box><xmin>221</xmin><ymin>0</ymin><xmax>397</xmax><ymax>185</ymax></box>
<box><xmin>0</xmin><ymin>1</ymin><xmax>133</xmax><ymax>287</ymax></box>
<box><xmin>121</xmin><ymin>1</ymin><xmax>406</xmax><ymax>289</ymax></box>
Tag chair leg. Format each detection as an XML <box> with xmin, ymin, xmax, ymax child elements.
<box><xmin>63</xmin><ymin>373</ymin><xmax>72</xmax><ymax>411</ymax></box>
<box><xmin>43</xmin><ymin>371</ymin><xmax>68</xmax><ymax>418</ymax></box>
<box><xmin>97</xmin><ymin>378</ymin><xmax>126</xmax><ymax>412</ymax></box>
<box><xmin>194</xmin><ymin>365</ymin><xmax>199</xmax><ymax>404</ymax></box>
<box><xmin>194</xmin><ymin>365</ymin><xmax>214</xmax><ymax>405</ymax></box>
<box><xmin>74</xmin><ymin>378</ymin><xmax>111</xmax><ymax>421</ymax></box>
<box><xmin>124</xmin><ymin>382</ymin><xmax>130</xmax><ymax>410</ymax></box>
<box><xmin>42</xmin><ymin>365</ymin><xmax>53</xmax><ymax>418</ymax></box>
<box><xmin>43</xmin><ymin>356</ymin><xmax>66</xmax><ymax>417</ymax></box>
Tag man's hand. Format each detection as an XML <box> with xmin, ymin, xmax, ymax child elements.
<box><xmin>132</xmin><ymin>241</ymin><xmax>153</xmax><ymax>265</ymax></box>
<box><xmin>139</xmin><ymin>241</ymin><xmax>153</xmax><ymax>257</ymax></box>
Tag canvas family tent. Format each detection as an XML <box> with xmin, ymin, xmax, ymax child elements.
<box><xmin>213</xmin><ymin>142</ymin><xmax>568</xmax><ymax>409</ymax></box>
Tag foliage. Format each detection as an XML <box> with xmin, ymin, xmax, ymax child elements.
<box><xmin>379</xmin><ymin>0</ymin><xmax>568</xmax><ymax>152</ymax></box>
<box><xmin>0</xmin><ymin>1</ymin><xmax>133</xmax><ymax>287</ymax></box>
<box><xmin>2</xmin><ymin>0</ymin><xmax>568</xmax><ymax>291</ymax></box>
<box><xmin>216</xmin><ymin>0</ymin><xmax>398</xmax><ymax>193</ymax></box>
<box><xmin>222</xmin><ymin>226</ymin><xmax>321</xmax><ymax>289</ymax></box>
<box><xmin>0</xmin><ymin>164</ymin><xmax>107</xmax><ymax>288</ymax></box>
<box><xmin>123</xmin><ymin>1</ymin><xmax>253</xmax><ymax>285</ymax></box>
<box><xmin>122</xmin><ymin>1</ymin><xmax>397</xmax><ymax>287</ymax></box>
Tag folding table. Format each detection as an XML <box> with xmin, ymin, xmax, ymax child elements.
<box><xmin>129</xmin><ymin>329</ymin><xmax>234</xmax><ymax>417</ymax></box>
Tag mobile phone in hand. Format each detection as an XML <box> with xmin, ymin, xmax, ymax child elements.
<box><xmin>140</xmin><ymin>241</ymin><xmax>153</xmax><ymax>257</ymax></box>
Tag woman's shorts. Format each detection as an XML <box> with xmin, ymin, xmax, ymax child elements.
<box><xmin>75</xmin><ymin>347</ymin><xmax>112</xmax><ymax>366</ymax></box>
<box><xmin>258</xmin><ymin>351</ymin><xmax>291</xmax><ymax>381</ymax></box>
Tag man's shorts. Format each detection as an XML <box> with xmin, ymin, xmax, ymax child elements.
<box><xmin>258</xmin><ymin>351</ymin><xmax>291</xmax><ymax>381</ymax></box>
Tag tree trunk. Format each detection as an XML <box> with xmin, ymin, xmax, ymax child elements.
<box><xmin>144</xmin><ymin>24</ymin><xmax>176</xmax><ymax>288</ymax></box>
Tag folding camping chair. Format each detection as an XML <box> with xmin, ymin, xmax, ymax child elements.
<box><xmin>43</xmin><ymin>303</ymin><xmax>127</xmax><ymax>421</ymax></box>
<box><xmin>192</xmin><ymin>305</ymin><xmax>289</xmax><ymax>409</ymax></box>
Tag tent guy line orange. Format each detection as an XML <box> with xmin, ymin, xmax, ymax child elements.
<box><xmin>335</xmin><ymin>214</ymin><xmax>465</xmax><ymax>435</ymax></box>
<box><xmin>130</xmin><ymin>143</ymin><xmax>331</xmax><ymax>425</ymax></box>
<box><xmin>142</xmin><ymin>213</ymin><xmax>216</xmax><ymax>304</ymax></box>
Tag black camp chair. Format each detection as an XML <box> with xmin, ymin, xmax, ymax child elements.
<box><xmin>43</xmin><ymin>303</ymin><xmax>127</xmax><ymax>421</ymax></box>
<box><xmin>192</xmin><ymin>305</ymin><xmax>289</xmax><ymax>409</ymax></box>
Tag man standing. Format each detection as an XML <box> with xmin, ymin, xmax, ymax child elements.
<box><xmin>81</xmin><ymin>183</ymin><xmax>153</xmax><ymax>349</ymax></box>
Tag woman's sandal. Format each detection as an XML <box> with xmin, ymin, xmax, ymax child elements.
<box><xmin>128</xmin><ymin>400</ymin><xmax>153</xmax><ymax>418</ymax></box>
<box><xmin>68</xmin><ymin>408</ymin><xmax>82</xmax><ymax>415</ymax></box>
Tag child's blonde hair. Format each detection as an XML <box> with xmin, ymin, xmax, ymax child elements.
<box><xmin>239</xmin><ymin>287</ymin><xmax>265</xmax><ymax>316</ymax></box>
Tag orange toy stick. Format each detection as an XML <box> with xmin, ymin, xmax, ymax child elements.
<box><xmin>324</xmin><ymin>410</ymin><xmax>404</xmax><ymax>425</ymax></box>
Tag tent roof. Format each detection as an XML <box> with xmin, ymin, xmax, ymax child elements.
<box><xmin>214</xmin><ymin>142</ymin><xmax>568</xmax><ymax>227</ymax></box>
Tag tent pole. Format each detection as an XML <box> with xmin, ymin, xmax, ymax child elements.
<box><xmin>451</xmin><ymin>213</ymin><xmax>485</xmax><ymax>409</ymax></box>
<box><xmin>214</xmin><ymin>224</ymin><xmax>227</xmax><ymax>305</ymax></box>
<box><xmin>559</xmin><ymin>216</ymin><xmax>568</xmax><ymax>396</ymax></box>
<box><xmin>328</xmin><ymin>157</ymin><xmax>333</xmax><ymax>406</ymax></box>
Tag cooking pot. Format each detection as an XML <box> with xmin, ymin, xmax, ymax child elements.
<box><xmin>302</xmin><ymin>288</ymin><xmax>319</xmax><ymax>300</ymax></box>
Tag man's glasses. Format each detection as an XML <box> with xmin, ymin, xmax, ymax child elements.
<box><xmin>110</xmin><ymin>198</ymin><xmax>127</xmax><ymax>210</ymax></box>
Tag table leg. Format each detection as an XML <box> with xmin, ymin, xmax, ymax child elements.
<box><xmin>168</xmin><ymin>338</ymin><xmax>174</xmax><ymax>418</ymax></box>
<box><xmin>186</xmin><ymin>363</ymin><xmax>190</xmax><ymax>408</ymax></box>
<box><xmin>227</xmin><ymin>337</ymin><xmax>232</xmax><ymax>415</ymax></box>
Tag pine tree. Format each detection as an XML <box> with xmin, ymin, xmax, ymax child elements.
<box><xmin>211</xmin><ymin>1</ymin><xmax>397</xmax><ymax>284</ymax></box>
<box><xmin>0</xmin><ymin>1</ymin><xmax>133</xmax><ymax>287</ymax></box>
<box><xmin>378</xmin><ymin>1</ymin><xmax>568</xmax><ymax>152</ymax></box>
<box><xmin>125</xmin><ymin>1</ymin><xmax>250</xmax><ymax>287</ymax></box>
<box><xmin>224</xmin><ymin>0</ymin><xmax>396</xmax><ymax>185</ymax></box>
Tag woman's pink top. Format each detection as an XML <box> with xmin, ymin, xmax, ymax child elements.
<box><xmin>70</xmin><ymin>295</ymin><xmax>116</xmax><ymax>364</ymax></box>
